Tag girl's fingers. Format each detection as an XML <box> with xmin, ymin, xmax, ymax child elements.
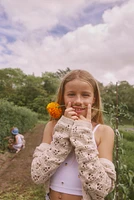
<box><xmin>78</xmin><ymin>104</ymin><xmax>91</xmax><ymax>122</ymax></box>
<box><xmin>71</xmin><ymin>115</ymin><xmax>79</xmax><ymax>120</ymax></box>
<box><xmin>66</xmin><ymin>101</ymin><xmax>72</xmax><ymax>108</ymax></box>
<box><xmin>64</xmin><ymin>102</ymin><xmax>78</xmax><ymax>119</ymax></box>
<box><xmin>64</xmin><ymin>110</ymin><xmax>77</xmax><ymax>118</ymax></box>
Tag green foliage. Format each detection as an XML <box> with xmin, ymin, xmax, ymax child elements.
<box><xmin>119</xmin><ymin>126</ymin><xmax>134</xmax><ymax>141</ymax></box>
<box><xmin>42</xmin><ymin>71</ymin><xmax>60</xmax><ymax>95</ymax></box>
<box><xmin>0</xmin><ymin>68</ymin><xmax>26</xmax><ymax>99</ymax></box>
<box><xmin>106</xmin><ymin>128</ymin><xmax>134</xmax><ymax>200</ymax></box>
<box><xmin>0</xmin><ymin>68</ymin><xmax>64</xmax><ymax>118</ymax></box>
<box><xmin>55</xmin><ymin>67</ymin><xmax>71</xmax><ymax>78</ymax></box>
<box><xmin>115</xmin><ymin>131</ymin><xmax>134</xmax><ymax>200</ymax></box>
<box><xmin>1</xmin><ymin>68</ymin><xmax>133</xmax><ymax>122</ymax></box>
<box><xmin>104</xmin><ymin>96</ymin><xmax>134</xmax><ymax>199</ymax></box>
<box><xmin>101</xmin><ymin>81</ymin><xmax>134</xmax><ymax>125</ymax></box>
<box><xmin>121</xmin><ymin>137</ymin><xmax>134</xmax><ymax>171</ymax></box>
<box><xmin>9</xmin><ymin>74</ymin><xmax>48</xmax><ymax>109</ymax></box>
<box><xmin>0</xmin><ymin>99</ymin><xmax>38</xmax><ymax>150</ymax></box>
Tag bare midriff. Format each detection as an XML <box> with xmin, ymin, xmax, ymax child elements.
<box><xmin>49</xmin><ymin>189</ymin><xmax>82</xmax><ymax>200</ymax></box>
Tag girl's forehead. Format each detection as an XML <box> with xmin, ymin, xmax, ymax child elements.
<box><xmin>65</xmin><ymin>79</ymin><xmax>94</xmax><ymax>90</ymax></box>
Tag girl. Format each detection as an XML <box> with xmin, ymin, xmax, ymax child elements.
<box><xmin>8</xmin><ymin>127</ymin><xmax>24</xmax><ymax>153</ymax></box>
<box><xmin>31</xmin><ymin>70</ymin><xmax>116</xmax><ymax>200</ymax></box>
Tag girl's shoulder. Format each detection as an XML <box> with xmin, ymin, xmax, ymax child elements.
<box><xmin>42</xmin><ymin>120</ymin><xmax>57</xmax><ymax>144</ymax></box>
<box><xmin>15</xmin><ymin>134</ymin><xmax>19</xmax><ymax>138</ymax></box>
<box><xmin>45</xmin><ymin>120</ymin><xmax>57</xmax><ymax>130</ymax></box>
<box><xmin>96</xmin><ymin>124</ymin><xmax>115</xmax><ymax>140</ymax></box>
<box><xmin>94</xmin><ymin>124</ymin><xmax>114</xmax><ymax>146</ymax></box>
<box><xmin>99</xmin><ymin>124</ymin><xmax>114</xmax><ymax>133</ymax></box>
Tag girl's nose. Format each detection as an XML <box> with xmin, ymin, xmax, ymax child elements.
<box><xmin>74</xmin><ymin>95</ymin><xmax>82</xmax><ymax>104</ymax></box>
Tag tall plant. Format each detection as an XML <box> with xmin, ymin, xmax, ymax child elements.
<box><xmin>104</xmin><ymin>82</ymin><xmax>134</xmax><ymax>200</ymax></box>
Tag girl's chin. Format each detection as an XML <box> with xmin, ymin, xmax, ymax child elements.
<box><xmin>76</xmin><ymin>111</ymin><xmax>85</xmax><ymax>116</ymax></box>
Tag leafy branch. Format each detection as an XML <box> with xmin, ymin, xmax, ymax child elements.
<box><xmin>104</xmin><ymin>82</ymin><xmax>134</xmax><ymax>200</ymax></box>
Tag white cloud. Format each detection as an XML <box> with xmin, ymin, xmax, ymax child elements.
<box><xmin>0</xmin><ymin>0</ymin><xmax>88</xmax><ymax>31</ymax></box>
<box><xmin>0</xmin><ymin>0</ymin><xmax>123</xmax><ymax>31</ymax></box>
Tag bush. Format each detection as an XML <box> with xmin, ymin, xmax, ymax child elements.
<box><xmin>0</xmin><ymin>99</ymin><xmax>38</xmax><ymax>150</ymax></box>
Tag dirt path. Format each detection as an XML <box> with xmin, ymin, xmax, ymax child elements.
<box><xmin>0</xmin><ymin>123</ymin><xmax>45</xmax><ymax>194</ymax></box>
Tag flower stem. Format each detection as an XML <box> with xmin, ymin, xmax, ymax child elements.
<box><xmin>57</xmin><ymin>104</ymin><xmax>107</xmax><ymax>113</ymax></box>
<box><xmin>91</xmin><ymin>107</ymin><xmax>107</xmax><ymax>113</ymax></box>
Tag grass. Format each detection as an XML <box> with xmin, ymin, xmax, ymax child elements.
<box><xmin>118</xmin><ymin>127</ymin><xmax>134</xmax><ymax>171</ymax></box>
<box><xmin>0</xmin><ymin>184</ymin><xmax>45</xmax><ymax>200</ymax></box>
<box><xmin>122</xmin><ymin>130</ymin><xmax>134</xmax><ymax>142</ymax></box>
<box><xmin>122</xmin><ymin>138</ymin><xmax>134</xmax><ymax>171</ymax></box>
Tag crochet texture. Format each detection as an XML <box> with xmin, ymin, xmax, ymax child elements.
<box><xmin>31</xmin><ymin>116</ymin><xmax>116</xmax><ymax>200</ymax></box>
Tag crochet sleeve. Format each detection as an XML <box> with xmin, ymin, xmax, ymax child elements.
<box><xmin>70</xmin><ymin>120</ymin><xmax>116</xmax><ymax>199</ymax></box>
<box><xmin>31</xmin><ymin>116</ymin><xmax>74</xmax><ymax>184</ymax></box>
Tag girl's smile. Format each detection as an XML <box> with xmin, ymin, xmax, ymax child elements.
<box><xmin>72</xmin><ymin>106</ymin><xmax>86</xmax><ymax>115</ymax></box>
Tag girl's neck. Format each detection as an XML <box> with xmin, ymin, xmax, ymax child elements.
<box><xmin>92</xmin><ymin>121</ymin><xmax>98</xmax><ymax>128</ymax></box>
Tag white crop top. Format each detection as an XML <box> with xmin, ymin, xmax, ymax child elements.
<box><xmin>50</xmin><ymin>124</ymin><xmax>100</xmax><ymax>196</ymax></box>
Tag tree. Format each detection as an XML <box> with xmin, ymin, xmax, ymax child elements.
<box><xmin>42</xmin><ymin>72</ymin><xmax>60</xmax><ymax>95</ymax></box>
<box><xmin>100</xmin><ymin>81</ymin><xmax>134</xmax><ymax>124</ymax></box>
<box><xmin>55</xmin><ymin>67</ymin><xmax>71</xmax><ymax>78</ymax></box>
<box><xmin>0</xmin><ymin>68</ymin><xmax>26</xmax><ymax>99</ymax></box>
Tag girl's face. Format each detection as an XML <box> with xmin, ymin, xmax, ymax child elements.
<box><xmin>64</xmin><ymin>79</ymin><xmax>95</xmax><ymax>117</ymax></box>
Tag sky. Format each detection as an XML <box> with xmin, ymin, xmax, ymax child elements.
<box><xmin>0</xmin><ymin>0</ymin><xmax>134</xmax><ymax>86</ymax></box>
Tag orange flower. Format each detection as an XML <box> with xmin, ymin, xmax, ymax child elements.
<box><xmin>46</xmin><ymin>102</ymin><xmax>62</xmax><ymax>119</ymax></box>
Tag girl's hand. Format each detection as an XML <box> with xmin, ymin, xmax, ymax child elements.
<box><xmin>64</xmin><ymin>102</ymin><xmax>79</xmax><ymax>120</ymax></box>
<box><xmin>78</xmin><ymin>104</ymin><xmax>91</xmax><ymax>123</ymax></box>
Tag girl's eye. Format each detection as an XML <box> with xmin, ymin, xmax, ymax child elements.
<box><xmin>83</xmin><ymin>93</ymin><xmax>90</xmax><ymax>97</ymax></box>
<box><xmin>68</xmin><ymin>93</ymin><xmax>75</xmax><ymax>96</ymax></box>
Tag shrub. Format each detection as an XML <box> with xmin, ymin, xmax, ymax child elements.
<box><xmin>0</xmin><ymin>99</ymin><xmax>38</xmax><ymax>150</ymax></box>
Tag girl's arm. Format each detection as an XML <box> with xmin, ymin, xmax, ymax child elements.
<box><xmin>70</xmin><ymin>120</ymin><xmax>116</xmax><ymax>200</ymax></box>
<box><xmin>14</xmin><ymin>135</ymin><xmax>18</xmax><ymax>145</ymax></box>
<box><xmin>31</xmin><ymin>116</ymin><xmax>74</xmax><ymax>184</ymax></box>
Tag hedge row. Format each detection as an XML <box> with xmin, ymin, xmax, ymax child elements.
<box><xmin>0</xmin><ymin>99</ymin><xmax>38</xmax><ymax>150</ymax></box>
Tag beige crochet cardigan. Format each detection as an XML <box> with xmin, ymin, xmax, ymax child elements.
<box><xmin>31</xmin><ymin>116</ymin><xmax>116</xmax><ymax>200</ymax></box>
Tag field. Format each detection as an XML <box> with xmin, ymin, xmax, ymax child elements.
<box><xmin>0</xmin><ymin>124</ymin><xmax>133</xmax><ymax>200</ymax></box>
<box><xmin>0</xmin><ymin>124</ymin><xmax>45</xmax><ymax>200</ymax></box>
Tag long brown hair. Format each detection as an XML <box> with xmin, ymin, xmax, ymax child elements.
<box><xmin>56</xmin><ymin>69</ymin><xmax>104</xmax><ymax>124</ymax></box>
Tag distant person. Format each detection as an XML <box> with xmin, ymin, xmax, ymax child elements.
<box><xmin>31</xmin><ymin>69</ymin><xmax>116</xmax><ymax>200</ymax></box>
<box><xmin>8</xmin><ymin>127</ymin><xmax>25</xmax><ymax>153</ymax></box>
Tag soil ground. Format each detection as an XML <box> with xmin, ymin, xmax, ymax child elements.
<box><xmin>0</xmin><ymin>124</ymin><xmax>45</xmax><ymax>197</ymax></box>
